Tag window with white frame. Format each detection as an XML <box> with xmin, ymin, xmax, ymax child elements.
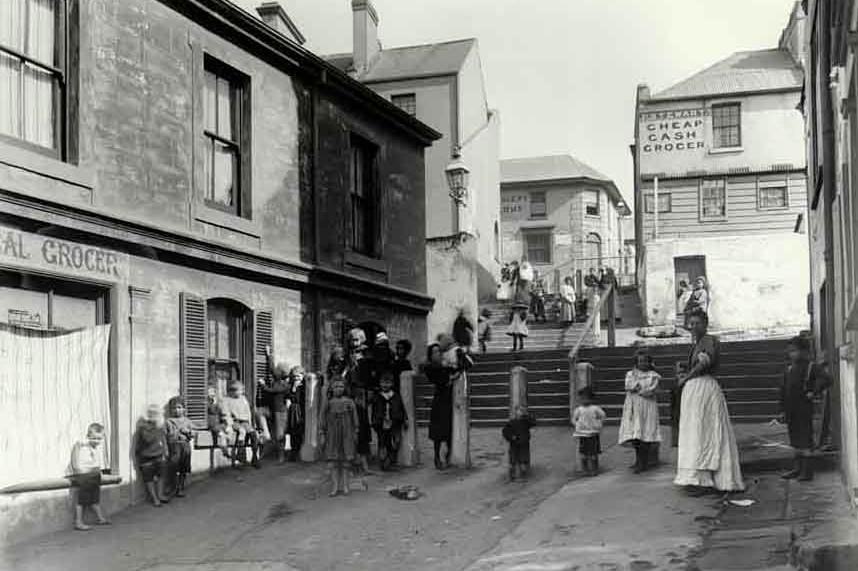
<box><xmin>0</xmin><ymin>0</ymin><xmax>68</xmax><ymax>155</ymax></box>
<box><xmin>700</xmin><ymin>178</ymin><xmax>727</xmax><ymax>220</ymax></box>
<box><xmin>524</xmin><ymin>230</ymin><xmax>551</xmax><ymax>264</ymax></box>
<box><xmin>585</xmin><ymin>190</ymin><xmax>600</xmax><ymax>216</ymax></box>
<box><xmin>712</xmin><ymin>103</ymin><xmax>741</xmax><ymax>149</ymax></box>
<box><xmin>757</xmin><ymin>179</ymin><xmax>788</xmax><ymax>210</ymax></box>
<box><xmin>645</xmin><ymin>193</ymin><xmax>671</xmax><ymax>213</ymax></box>
<box><xmin>530</xmin><ymin>191</ymin><xmax>547</xmax><ymax>218</ymax></box>
<box><xmin>391</xmin><ymin>93</ymin><xmax>416</xmax><ymax>116</ymax></box>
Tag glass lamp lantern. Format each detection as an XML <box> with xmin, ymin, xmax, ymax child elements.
<box><xmin>445</xmin><ymin>148</ymin><xmax>470</xmax><ymax>205</ymax></box>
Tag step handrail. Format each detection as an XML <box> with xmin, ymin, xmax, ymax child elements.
<box><xmin>567</xmin><ymin>283</ymin><xmax>615</xmax><ymax>365</ymax></box>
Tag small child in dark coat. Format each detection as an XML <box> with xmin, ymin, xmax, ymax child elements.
<box><xmin>502</xmin><ymin>406</ymin><xmax>536</xmax><ymax>481</ymax></box>
<box><xmin>135</xmin><ymin>404</ymin><xmax>169</xmax><ymax>506</ymax></box>
<box><xmin>371</xmin><ymin>370</ymin><xmax>408</xmax><ymax>471</ymax></box>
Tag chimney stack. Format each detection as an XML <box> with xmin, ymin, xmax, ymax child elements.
<box><xmin>257</xmin><ymin>2</ymin><xmax>306</xmax><ymax>46</ymax></box>
<box><xmin>352</xmin><ymin>0</ymin><xmax>380</xmax><ymax>75</ymax></box>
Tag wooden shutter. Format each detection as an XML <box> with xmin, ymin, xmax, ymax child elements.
<box><xmin>253</xmin><ymin>309</ymin><xmax>273</xmax><ymax>406</ymax></box>
<box><xmin>180</xmin><ymin>293</ymin><xmax>208</xmax><ymax>426</ymax></box>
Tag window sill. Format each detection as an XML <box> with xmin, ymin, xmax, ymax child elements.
<box><xmin>757</xmin><ymin>206</ymin><xmax>790</xmax><ymax>212</ymax></box>
<box><xmin>699</xmin><ymin>217</ymin><xmax>728</xmax><ymax>223</ymax></box>
<box><xmin>709</xmin><ymin>147</ymin><xmax>744</xmax><ymax>155</ymax></box>
<box><xmin>344</xmin><ymin>251</ymin><xmax>389</xmax><ymax>276</ymax></box>
<box><xmin>0</xmin><ymin>139</ymin><xmax>94</xmax><ymax>189</ymax></box>
<box><xmin>195</xmin><ymin>203</ymin><xmax>261</xmax><ymax>238</ymax></box>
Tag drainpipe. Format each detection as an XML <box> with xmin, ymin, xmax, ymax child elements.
<box><xmin>819</xmin><ymin>0</ymin><xmax>841</xmax><ymax>446</ymax></box>
<box><xmin>653</xmin><ymin>176</ymin><xmax>659</xmax><ymax>240</ymax></box>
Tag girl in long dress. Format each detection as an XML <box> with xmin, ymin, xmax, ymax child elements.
<box><xmin>674</xmin><ymin>308</ymin><xmax>744</xmax><ymax>494</ymax></box>
<box><xmin>320</xmin><ymin>379</ymin><xmax>359</xmax><ymax>496</ymax></box>
<box><xmin>425</xmin><ymin>343</ymin><xmax>454</xmax><ymax>469</ymax></box>
<box><xmin>560</xmin><ymin>276</ymin><xmax>576</xmax><ymax>324</ymax></box>
<box><xmin>618</xmin><ymin>349</ymin><xmax>662</xmax><ymax>473</ymax></box>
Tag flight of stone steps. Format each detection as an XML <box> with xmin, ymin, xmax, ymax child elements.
<box><xmin>479</xmin><ymin>302</ymin><xmax>596</xmax><ymax>353</ymax></box>
<box><xmin>416</xmin><ymin>337</ymin><xmax>788</xmax><ymax>428</ymax></box>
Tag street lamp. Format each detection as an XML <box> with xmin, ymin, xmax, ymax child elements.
<box><xmin>445</xmin><ymin>146</ymin><xmax>470</xmax><ymax>206</ymax></box>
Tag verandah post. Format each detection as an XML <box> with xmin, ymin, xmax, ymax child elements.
<box><xmin>398</xmin><ymin>370</ymin><xmax>418</xmax><ymax>467</ymax></box>
<box><xmin>451</xmin><ymin>370</ymin><xmax>471</xmax><ymax>468</ymax></box>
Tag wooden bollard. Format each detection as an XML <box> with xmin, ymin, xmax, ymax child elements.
<box><xmin>510</xmin><ymin>366</ymin><xmax>528</xmax><ymax>417</ymax></box>
<box><xmin>450</xmin><ymin>371</ymin><xmax>471</xmax><ymax>468</ymax></box>
<box><xmin>301</xmin><ymin>373</ymin><xmax>321</xmax><ymax>462</ymax></box>
<box><xmin>398</xmin><ymin>370</ymin><xmax>418</xmax><ymax>467</ymax></box>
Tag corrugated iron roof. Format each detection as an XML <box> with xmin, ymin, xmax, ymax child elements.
<box><xmin>501</xmin><ymin>155</ymin><xmax>627</xmax><ymax>211</ymax></box>
<box><xmin>325</xmin><ymin>38</ymin><xmax>475</xmax><ymax>82</ymax></box>
<box><xmin>651</xmin><ymin>48</ymin><xmax>803</xmax><ymax>101</ymax></box>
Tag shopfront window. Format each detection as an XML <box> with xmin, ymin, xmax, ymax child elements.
<box><xmin>0</xmin><ymin>270</ymin><xmax>108</xmax><ymax>330</ymax></box>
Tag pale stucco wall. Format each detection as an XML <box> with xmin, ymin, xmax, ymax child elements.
<box><xmin>426</xmin><ymin>236</ymin><xmax>479</xmax><ymax>342</ymax></box>
<box><xmin>640</xmin><ymin>91</ymin><xmax>806</xmax><ymax>176</ymax></box>
<box><xmin>460</xmin><ymin>111</ymin><xmax>501</xmax><ymax>301</ymax></box>
<box><xmin>457</xmin><ymin>42</ymin><xmax>489</xmax><ymax>146</ymax></box>
<box><xmin>643</xmin><ymin>233</ymin><xmax>810</xmax><ymax>332</ymax></box>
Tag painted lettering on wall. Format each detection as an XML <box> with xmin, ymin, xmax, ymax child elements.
<box><xmin>0</xmin><ymin>226</ymin><xmax>126</xmax><ymax>280</ymax></box>
<box><xmin>501</xmin><ymin>194</ymin><xmax>529</xmax><ymax>219</ymax></box>
<box><xmin>640</xmin><ymin>108</ymin><xmax>709</xmax><ymax>154</ymax></box>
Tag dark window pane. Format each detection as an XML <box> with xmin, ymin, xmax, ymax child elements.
<box><xmin>391</xmin><ymin>93</ymin><xmax>416</xmax><ymax>116</ymax></box>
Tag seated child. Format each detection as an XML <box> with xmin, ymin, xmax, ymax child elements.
<box><xmin>165</xmin><ymin>396</ymin><xmax>195</xmax><ymax>498</ymax></box>
<box><xmin>135</xmin><ymin>404</ymin><xmax>169</xmax><ymax>506</ymax></box>
<box><xmin>69</xmin><ymin>423</ymin><xmax>110</xmax><ymax>530</ymax></box>
<box><xmin>502</xmin><ymin>406</ymin><xmax>536</xmax><ymax>481</ymax></box>
<box><xmin>221</xmin><ymin>381</ymin><xmax>260</xmax><ymax>468</ymax></box>
<box><xmin>572</xmin><ymin>387</ymin><xmax>606</xmax><ymax>477</ymax></box>
<box><xmin>207</xmin><ymin>387</ymin><xmax>228</xmax><ymax>454</ymax></box>
<box><xmin>371</xmin><ymin>370</ymin><xmax>408</xmax><ymax>471</ymax></box>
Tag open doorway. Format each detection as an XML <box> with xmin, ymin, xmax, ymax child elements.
<box><xmin>674</xmin><ymin>256</ymin><xmax>706</xmax><ymax>318</ymax></box>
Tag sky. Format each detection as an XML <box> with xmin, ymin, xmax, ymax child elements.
<box><xmin>234</xmin><ymin>0</ymin><xmax>800</xmax><ymax>204</ymax></box>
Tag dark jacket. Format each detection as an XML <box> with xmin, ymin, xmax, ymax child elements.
<box><xmin>135</xmin><ymin>422</ymin><xmax>167</xmax><ymax>464</ymax></box>
<box><xmin>371</xmin><ymin>391</ymin><xmax>407</xmax><ymax>430</ymax></box>
<box><xmin>260</xmin><ymin>379</ymin><xmax>290</xmax><ymax>412</ymax></box>
<box><xmin>453</xmin><ymin>315</ymin><xmax>474</xmax><ymax>347</ymax></box>
<box><xmin>502</xmin><ymin>414</ymin><xmax>536</xmax><ymax>444</ymax></box>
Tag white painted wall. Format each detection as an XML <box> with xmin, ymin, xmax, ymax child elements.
<box><xmin>643</xmin><ymin>234</ymin><xmax>809</xmax><ymax>332</ymax></box>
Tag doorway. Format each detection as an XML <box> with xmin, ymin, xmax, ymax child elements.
<box><xmin>674</xmin><ymin>256</ymin><xmax>706</xmax><ymax>317</ymax></box>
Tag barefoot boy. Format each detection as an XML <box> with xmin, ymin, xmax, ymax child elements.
<box><xmin>70</xmin><ymin>423</ymin><xmax>110</xmax><ymax>530</ymax></box>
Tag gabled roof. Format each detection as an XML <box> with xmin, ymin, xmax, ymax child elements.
<box><xmin>501</xmin><ymin>155</ymin><xmax>629</xmax><ymax>213</ymax></box>
<box><xmin>325</xmin><ymin>38</ymin><xmax>475</xmax><ymax>82</ymax></box>
<box><xmin>651</xmin><ymin>48</ymin><xmax>803</xmax><ymax>101</ymax></box>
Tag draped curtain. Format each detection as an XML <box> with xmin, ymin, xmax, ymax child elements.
<box><xmin>0</xmin><ymin>323</ymin><xmax>111</xmax><ymax>489</ymax></box>
<box><xmin>0</xmin><ymin>0</ymin><xmax>56</xmax><ymax>149</ymax></box>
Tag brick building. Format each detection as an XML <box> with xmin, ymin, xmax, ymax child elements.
<box><xmin>0</xmin><ymin>0</ymin><xmax>438</xmax><ymax>542</ymax></box>
<box><xmin>325</xmin><ymin>0</ymin><xmax>502</xmax><ymax>339</ymax></box>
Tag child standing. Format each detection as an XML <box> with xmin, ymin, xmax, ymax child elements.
<box><xmin>506</xmin><ymin>304</ymin><xmax>529</xmax><ymax>352</ymax></box>
<box><xmin>135</xmin><ymin>404</ymin><xmax>169</xmax><ymax>506</ymax></box>
<box><xmin>286</xmin><ymin>366</ymin><xmax>307</xmax><ymax>462</ymax></box>
<box><xmin>392</xmin><ymin>339</ymin><xmax>414</xmax><ymax>393</ymax></box>
<box><xmin>618</xmin><ymin>349</ymin><xmax>663</xmax><ymax>473</ymax></box>
<box><xmin>221</xmin><ymin>381</ymin><xmax>260</xmax><ymax>468</ymax></box>
<box><xmin>320</xmin><ymin>379</ymin><xmax>360</xmax><ymax>496</ymax></box>
<box><xmin>69</xmin><ymin>423</ymin><xmax>110</xmax><ymax>530</ymax></box>
<box><xmin>371</xmin><ymin>370</ymin><xmax>408</xmax><ymax>471</ymax></box>
<box><xmin>502</xmin><ymin>406</ymin><xmax>536</xmax><ymax>481</ymax></box>
<box><xmin>477</xmin><ymin>308</ymin><xmax>492</xmax><ymax>354</ymax></box>
<box><xmin>165</xmin><ymin>397</ymin><xmax>195</xmax><ymax>498</ymax></box>
<box><xmin>572</xmin><ymin>387</ymin><xmax>606</xmax><ymax>477</ymax></box>
<box><xmin>781</xmin><ymin>336</ymin><xmax>830</xmax><ymax>481</ymax></box>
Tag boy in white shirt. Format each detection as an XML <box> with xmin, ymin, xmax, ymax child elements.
<box><xmin>572</xmin><ymin>387</ymin><xmax>606</xmax><ymax>477</ymax></box>
<box><xmin>70</xmin><ymin>423</ymin><xmax>110</xmax><ymax>530</ymax></box>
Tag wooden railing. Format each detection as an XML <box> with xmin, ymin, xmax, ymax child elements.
<box><xmin>567</xmin><ymin>283</ymin><xmax>616</xmax><ymax>365</ymax></box>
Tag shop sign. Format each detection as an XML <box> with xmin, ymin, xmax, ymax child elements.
<box><xmin>640</xmin><ymin>108</ymin><xmax>708</xmax><ymax>154</ymax></box>
<box><xmin>501</xmin><ymin>194</ymin><xmax>529</xmax><ymax>220</ymax></box>
<box><xmin>8</xmin><ymin>309</ymin><xmax>44</xmax><ymax>329</ymax></box>
<box><xmin>0</xmin><ymin>226</ymin><xmax>128</xmax><ymax>281</ymax></box>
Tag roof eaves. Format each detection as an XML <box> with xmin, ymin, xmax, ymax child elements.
<box><xmin>161</xmin><ymin>0</ymin><xmax>441</xmax><ymax>145</ymax></box>
<box><xmin>648</xmin><ymin>84</ymin><xmax>803</xmax><ymax>103</ymax></box>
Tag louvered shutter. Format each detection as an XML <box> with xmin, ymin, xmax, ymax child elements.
<box><xmin>180</xmin><ymin>293</ymin><xmax>208</xmax><ymax>426</ymax></box>
<box><xmin>253</xmin><ymin>309</ymin><xmax>274</xmax><ymax>406</ymax></box>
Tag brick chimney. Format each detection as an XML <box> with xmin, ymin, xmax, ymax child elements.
<box><xmin>352</xmin><ymin>0</ymin><xmax>380</xmax><ymax>75</ymax></box>
<box><xmin>257</xmin><ymin>2</ymin><xmax>306</xmax><ymax>46</ymax></box>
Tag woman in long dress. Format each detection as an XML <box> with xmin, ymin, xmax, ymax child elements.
<box><xmin>674</xmin><ymin>308</ymin><xmax>744</xmax><ymax>494</ymax></box>
<box><xmin>618</xmin><ymin>349</ymin><xmax>662</xmax><ymax>473</ymax></box>
<box><xmin>560</xmin><ymin>276</ymin><xmax>576</xmax><ymax>324</ymax></box>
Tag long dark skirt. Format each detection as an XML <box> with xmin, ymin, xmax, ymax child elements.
<box><xmin>429</xmin><ymin>387</ymin><xmax>453</xmax><ymax>443</ymax></box>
